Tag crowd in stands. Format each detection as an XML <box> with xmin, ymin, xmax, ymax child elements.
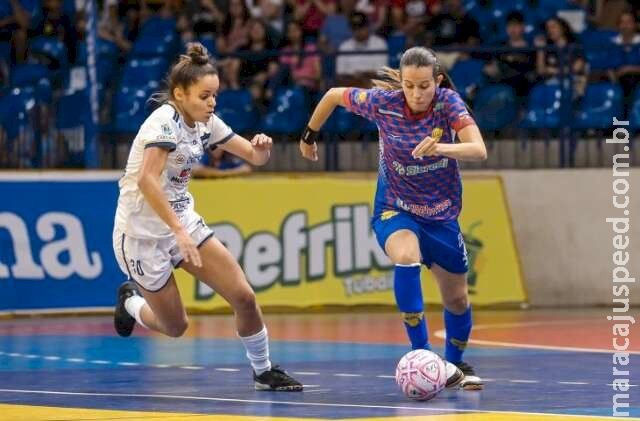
<box><xmin>0</xmin><ymin>0</ymin><xmax>639</xmax><ymax>168</ymax></box>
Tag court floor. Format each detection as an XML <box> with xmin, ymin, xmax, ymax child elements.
<box><xmin>0</xmin><ymin>309</ymin><xmax>638</xmax><ymax>421</ymax></box>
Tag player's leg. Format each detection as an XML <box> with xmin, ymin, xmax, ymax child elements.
<box><xmin>421</xmin><ymin>220</ymin><xmax>483</xmax><ymax>390</ymax></box>
<box><xmin>113</xmin><ymin>229</ymin><xmax>188</xmax><ymax>337</ymax></box>
<box><xmin>180</xmin><ymin>233</ymin><xmax>302</xmax><ymax>391</ymax></box>
<box><xmin>373</xmin><ymin>212</ymin><xmax>429</xmax><ymax>350</ymax></box>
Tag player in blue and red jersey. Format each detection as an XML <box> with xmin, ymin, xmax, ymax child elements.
<box><xmin>299</xmin><ymin>47</ymin><xmax>487</xmax><ymax>390</ymax></box>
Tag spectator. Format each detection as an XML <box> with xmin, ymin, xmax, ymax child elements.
<box><xmin>30</xmin><ymin>0</ymin><xmax>78</xmax><ymax>66</ymax></box>
<box><xmin>176</xmin><ymin>0</ymin><xmax>226</xmax><ymax>43</ymax></box>
<box><xmin>335</xmin><ymin>12</ymin><xmax>388</xmax><ymax>86</ymax></box>
<box><xmin>0</xmin><ymin>0</ymin><xmax>29</xmax><ymax>64</ymax></box>
<box><xmin>613</xmin><ymin>11</ymin><xmax>640</xmax><ymax>116</ymax></box>
<box><xmin>535</xmin><ymin>16</ymin><xmax>587</xmax><ymax>99</ymax></box>
<box><xmin>425</xmin><ymin>0</ymin><xmax>479</xmax><ymax>67</ymax></box>
<box><xmin>277</xmin><ymin>20</ymin><xmax>322</xmax><ymax>93</ymax></box>
<box><xmin>192</xmin><ymin>148</ymin><xmax>252</xmax><ymax>178</ymax></box>
<box><xmin>259</xmin><ymin>0</ymin><xmax>286</xmax><ymax>45</ymax></box>
<box><xmin>483</xmin><ymin>11</ymin><xmax>535</xmax><ymax>97</ymax></box>
<box><xmin>217</xmin><ymin>0</ymin><xmax>252</xmax><ymax>88</ymax></box>
<box><xmin>293</xmin><ymin>0</ymin><xmax>334</xmax><ymax>37</ymax></box>
<box><xmin>98</xmin><ymin>0</ymin><xmax>132</xmax><ymax>54</ymax></box>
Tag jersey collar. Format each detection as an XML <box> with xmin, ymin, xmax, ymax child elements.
<box><xmin>402</xmin><ymin>88</ymin><xmax>439</xmax><ymax>121</ymax></box>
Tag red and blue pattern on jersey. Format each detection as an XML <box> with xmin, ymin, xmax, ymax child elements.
<box><xmin>343</xmin><ymin>87</ymin><xmax>475</xmax><ymax>222</ymax></box>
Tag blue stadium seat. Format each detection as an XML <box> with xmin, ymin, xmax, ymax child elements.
<box><xmin>56</xmin><ymin>92</ymin><xmax>87</xmax><ymax>129</ymax></box>
<box><xmin>387</xmin><ymin>34</ymin><xmax>406</xmax><ymax>68</ymax></box>
<box><xmin>573</xmin><ymin>82</ymin><xmax>623</xmax><ymax>129</ymax></box>
<box><xmin>448</xmin><ymin>59</ymin><xmax>485</xmax><ymax>100</ymax></box>
<box><xmin>131</xmin><ymin>17</ymin><xmax>178</xmax><ymax>59</ymax></box>
<box><xmin>29</xmin><ymin>36</ymin><xmax>69</xmax><ymax>70</ymax></box>
<box><xmin>112</xmin><ymin>82</ymin><xmax>157</xmax><ymax>134</ymax></box>
<box><xmin>260</xmin><ymin>87</ymin><xmax>308</xmax><ymax>134</ymax></box>
<box><xmin>520</xmin><ymin>83</ymin><xmax>562</xmax><ymax>129</ymax></box>
<box><xmin>139</xmin><ymin>17</ymin><xmax>177</xmax><ymax>40</ymax></box>
<box><xmin>629</xmin><ymin>88</ymin><xmax>640</xmax><ymax>131</ymax></box>
<box><xmin>10</xmin><ymin>63</ymin><xmax>50</xmax><ymax>87</ymax></box>
<box><xmin>121</xmin><ymin>57</ymin><xmax>168</xmax><ymax>88</ymax></box>
<box><xmin>581</xmin><ymin>30</ymin><xmax>621</xmax><ymax>71</ymax></box>
<box><xmin>215</xmin><ymin>89</ymin><xmax>258</xmax><ymax>133</ymax></box>
<box><xmin>0</xmin><ymin>88</ymin><xmax>33</xmax><ymax>141</ymax></box>
<box><xmin>197</xmin><ymin>36</ymin><xmax>217</xmax><ymax>57</ymax></box>
<box><xmin>473</xmin><ymin>84</ymin><xmax>517</xmax><ymax>130</ymax></box>
<box><xmin>325</xmin><ymin>106</ymin><xmax>376</xmax><ymax>135</ymax></box>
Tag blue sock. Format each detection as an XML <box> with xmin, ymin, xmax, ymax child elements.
<box><xmin>444</xmin><ymin>306</ymin><xmax>472</xmax><ymax>363</ymax></box>
<box><xmin>394</xmin><ymin>264</ymin><xmax>429</xmax><ymax>350</ymax></box>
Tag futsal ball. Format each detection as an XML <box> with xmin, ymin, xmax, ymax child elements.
<box><xmin>395</xmin><ymin>349</ymin><xmax>447</xmax><ymax>401</ymax></box>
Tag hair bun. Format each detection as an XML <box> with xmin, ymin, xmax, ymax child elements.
<box><xmin>186</xmin><ymin>42</ymin><xmax>210</xmax><ymax>66</ymax></box>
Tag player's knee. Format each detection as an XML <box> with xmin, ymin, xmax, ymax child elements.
<box><xmin>233</xmin><ymin>290</ymin><xmax>258</xmax><ymax>314</ymax></box>
<box><xmin>392</xmin><ymin>250</ymin><xmax>421</xmax><ymax>265</ymax></box>
<box><xmin>166</xmin><ymin>316</ymin><xmax>189</xmax><ymax>338</ymax></box>
<box><xmin>444</xmin><ymin>295</ymin><xmax>469</xmax><ymax>314</ymax></box>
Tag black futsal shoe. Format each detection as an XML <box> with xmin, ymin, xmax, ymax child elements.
<box><xmin>456</xmin><ymin>361</ymin><xmax>484</xmax><ymax>390</ymax></box>
<box><xmin>254</xmin><ymin>365</ymin><xmax>304</xmax><ymax>391</ymax></box>
<box><xmin>114</xmin><ymin>281</ymin><xmax>139</xmax><ymax>337</ymax></box>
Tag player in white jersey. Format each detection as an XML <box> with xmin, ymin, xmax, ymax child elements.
<box><xmin>112</xmin><ymin>42</ymin><xmax>302</xmax><ymax>391</ymax></box>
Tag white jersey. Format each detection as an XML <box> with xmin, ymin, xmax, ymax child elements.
<box><xmin>115</xmin><ymin>104</ymin><xmax>234</xmax><ymax>239</ymax></box>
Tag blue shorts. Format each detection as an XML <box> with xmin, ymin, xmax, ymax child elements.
<box><xmin>371</xmin><ymin>210</ymin><xmax>469</xmax><ymax>274</ymax></box>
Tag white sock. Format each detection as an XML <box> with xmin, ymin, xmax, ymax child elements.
<box><xmin>124</xmin><ymin>295</ymin><xmax>148</xmax><ymax>329</ymax></box>
<box><xmin>239</xmin><ymin>326</ymin><xmax>271</xmax><ymax>375</ymax></box>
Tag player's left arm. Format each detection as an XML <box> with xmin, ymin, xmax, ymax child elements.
<box><xmin>219</xmin><ymin>133</ymin><xmax>272</xmax><ymax>166</ymax></box>
<box><xmin>434</xmin><ymin>124</ymin><xmax>487</xmax><ymax>161</ymax></box>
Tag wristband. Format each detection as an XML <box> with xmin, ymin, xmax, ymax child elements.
<box><xmin>301</xmin><ymin>126</ymin><xmax>320</xmax><ymax>145</ymax></box>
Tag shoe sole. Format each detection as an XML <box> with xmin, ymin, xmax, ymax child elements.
<box><xmin>461</xmin><ymin>382</ymin><xmax>484</xmax><ymax>391</ymax></box>
<box><xmin>254</xmin><ymin>382</ymin><xmax>304</xmax><ymax>391</ymax></box>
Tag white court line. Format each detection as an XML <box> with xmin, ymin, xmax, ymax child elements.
<box><xmin>43</xmin><ymin>356</ymin><xmax>60</xmax><ymax>361</ymax></box>
<box><xmin>376</xmin><ymin>375</ymin><xmax>395</xmax><ymax>379</ymax></box>
<box><xmin>510</xmin><ymin>380</ymin><xmax>539</xmax><ymax>384</ymax></box>
<box><xmin>433</xmin><ymin>329</ymin><xmax>640</xmax><ymax>355</ymax></box>
<box><xmin>117</xmin><ymin>362</ymin><xmax>139</xmax><ymax>367</ymax></box>
<box><xmin>0</xmin><ymin>389</ymin><xmax>638</xmax><ymax>419</ymax></box>
<box><xmin>180</xmin><ymin>366</ymin><xmax>204</xmax><ymax>370</ymax></box>
<box><xmin>215</xmin><ymin>368</ymin><xmax>240</xmax><ymax>372</ymax></box>
<box><xmin>558</xmin><ymin>381</ymin><xmax>589</xmax><ymax>385</ymax></box>
<box><xmin>66</xmin><ymin>358</ymin><xmax>86</xmax><ymax>363</ymax></box>
<box><xmin>292</xmin><ymin>371</ymin><xmax>319</xmax><ymax>375</ymax></box>
<box><xmin>334</xmin><ymin>373</ymin><xmax>362</xmax><ymax>377</ymax></box>
<box><xmin>90</xmin><ymin>360</ymin><xmax>111</xmax><ymax>365</ymax></box>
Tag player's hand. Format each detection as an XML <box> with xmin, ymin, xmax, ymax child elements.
<box><xmin>174</xmin><ymin>228</ymin><xmax>201</xmax><ymax>268</ymax></box>
<box><xmin>251</xmin><ymin>133</ymin><xmax>273</xmax><ymax>151</ymax></box>
<box><xmin>300</xmin><ymin>140</ymin><xmax>318</xmax><ymax>161</ymax></box>
<box><xmin>412</xmin><ymin>136</ymin><xmax>440</xmax><ymax>159</ymax></box>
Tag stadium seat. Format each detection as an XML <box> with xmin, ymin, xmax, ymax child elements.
<box><xmin>29</xmin><ymin>36</ymin><xmax>69</xmax><ymax>70</ymax></box>
<box><xmin>473</xmin><ymin>84</ymin><xmax>517</xmax><ymax>130</ymax></box>
<box><xmin>10</xmin><ymin>63</ymin><xmax>50</xmax><ymax>88</ymax></box>
<box><xmin>573</xmin><ymin>82</ymin><xmax>623</xmax><ymax>129</ymax></box>
<box><xmin>448</xmin><ymin>59</ymin><xmax>485</xmax><ymax>100</ymax></box>
<box><xmin>325</xmin><ymin>106</ymin><xmax>376</xmax><ymax>135</ymax></box>
<box><xmin>581</xmin><ymin>30</ymin><xmax>621</xmax><ymax>71</ymax></box>
<box><xmin>121</xmin><ymin>58</ymin><xmax>168</xmax><ymax>88</ymax></box>
<box><xmin>215</xmin><ymin>89</ymin><xmax>258</xmax><ymax>133</ymax></box>
<box><xmin>56</xmin><ymin>92</ymin><xmax>87</xmax><ymax>129</ymax></box>
<box><xmin>260</xmin><ymin>87</ymin><xmax>308</xmax><ymax>134</ymax></box>
<box><xmin>112</xmin><ymin>82</ymin><xmax>158</xmax><ymax>134</ymax></box>
<box><xmin>520</xmin><ymin>83</ymin><xmax>562</xmax><ymax>129</ymax></box>
<box><xmin>387</xmin><ymin>34</ymin><xmax>406</xmax><ymax>68</ymax></box>
<box><xmin>629</xmin><ymin>88</ymin><xmax>640</xmax><ymax>131</ymax></box>
<box><xmin>0</xmin><ymin>88</ymin><xmax>34</xmax><ymax>142</ymax></box>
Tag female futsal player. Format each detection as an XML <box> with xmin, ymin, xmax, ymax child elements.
<box><xmin>112</xmin><ymin>42</ymin><xmax>302</xmax><ymax>392</ymax></box>
<box><xmin>299</xmin><ymin>47</ymin><xmax>486</xmax><ymax>390</ymax></box>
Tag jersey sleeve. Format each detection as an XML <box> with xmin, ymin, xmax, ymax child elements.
<box><xmin>342</xmin><ymin>88</ymin><xmax>385</xmax><ymax>121</ymax></box>
<box><xmin>206</xmin><ymin>113</ymin><xmax>235</xmax><ymax>150</ymax></box>
<box><xmin>138</xmin><ymin>113</ymin><xmax>179</xmax><ymax>151</ymax></box>
<box><xmin>443</xmin><ymin>89</ymin><xmax>476</xmax><ymax>133</ymax></box>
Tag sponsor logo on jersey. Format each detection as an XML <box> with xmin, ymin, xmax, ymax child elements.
<box><xmin>380</xmin><ymin>210</ymin><xmax>398</xmax><ymax>221</ymax></box>
<box><xmin>432</xmin><ymin>127</ymin><xmax>443</xmax><ymax>140</ymax></box>
<box><xmin>434</xmin><ymin>102</ymin><xmax>444</xmax><ymax>111</ymax></box>
<box><xmin>161</xmin><ymin>123</ymin><xmax>173</xmax><ymax>136</ymax></box>
<box><xmin>355</xmin><ymin>91</ymin><xmax>367</xmax><ymax>104</ymax></box>
<box><xmin>176</xmin><ymin>154</ymin><xmax>186</xmax><ymax>164</ymax></box>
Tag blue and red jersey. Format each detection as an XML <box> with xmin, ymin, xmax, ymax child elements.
<box><xmin>343</xmin><ymin>87</ymin><xmax>475</xmax><ymax>222</ymax></box>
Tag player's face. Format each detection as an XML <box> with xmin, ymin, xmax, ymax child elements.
<box><xmin>401</xmin><ymin>65</ymin><xmax>441</xmax><ymax>113</ymax></box>
<box><xmin>180</xmin><ymin>74</ymin><xmax>219</xmax><ymax>125</ymax></box>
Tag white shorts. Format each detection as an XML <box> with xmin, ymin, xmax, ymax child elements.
<box><xmin>113</xmin><ymin>214</ymin><xmax>213</xmax><ymax>292</ymax></box>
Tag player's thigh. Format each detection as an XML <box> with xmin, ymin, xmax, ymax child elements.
<box><xmin>180</xmin><ymin>235</ymin><xmax>256</xmax><ymax>308</ymax></box>
<box><xmin>372</xmin><ymin>211</ymin><xmax>422</xmax><ymax>264</ymax></box>
<box><xmin>138</xmin><ymin>274</ymin><xmax>188</xmax><ymax>328</ymax></box>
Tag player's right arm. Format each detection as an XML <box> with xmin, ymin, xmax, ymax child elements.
<box><xmin>137</xmin><ymin>147</ymin><xmax>202</xmax><ymax>267</ymax></box>
<box><xmin>299</xmin><ymin>87</ymin><xmax>348</xmax><ymax>161</ymax></box>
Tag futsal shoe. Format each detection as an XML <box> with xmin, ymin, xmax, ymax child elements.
<box><xmin>455</xmin><ymin>361</ymin><xmax>484</xmax><ymax>390</ymax></box>
<box><xmin>254</xmin><ymin>365</ymin><xmax>304</xmax><ymax>391</ymax></box>
<box><xmin>114</xmin><ymin>281</ymin><xmax>139</xmax><ymax>337</ymax></box>
<box><xmin>444</xmin><ymin>360</ymin><xmax>464</xmax><ymax>388</ymax></box>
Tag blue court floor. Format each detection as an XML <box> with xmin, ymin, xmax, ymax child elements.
<box><xmin>0</xmin><ymin>311</ymin><xmax>637</xmax><ymax>421</ymax></box>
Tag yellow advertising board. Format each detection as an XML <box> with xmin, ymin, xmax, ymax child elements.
<box><xmin>177</xmin><ymin>175</ymin><xmax>526</xmax><ymax>310</ymax></box>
